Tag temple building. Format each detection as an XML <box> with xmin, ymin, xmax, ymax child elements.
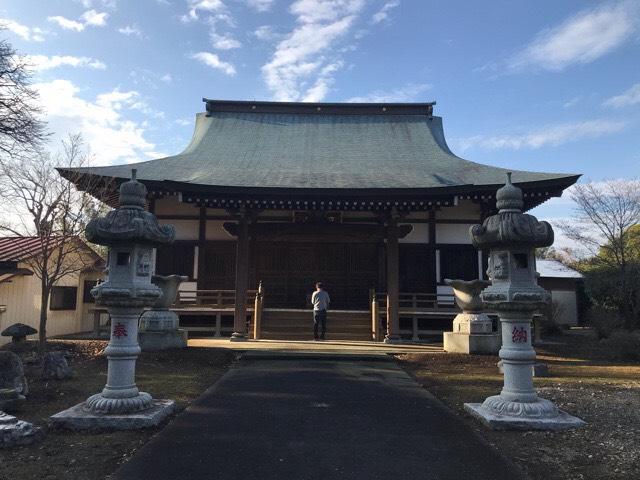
<box><xmin>59</xmin><ymin>99</ymin><xmax>579</xmax><ymax>342</ymax></box>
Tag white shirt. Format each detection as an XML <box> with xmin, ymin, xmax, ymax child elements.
<box><xmin>311</xmin><ymin>290</ymin><xmax>330</xmax><ymax>311</ymax></box>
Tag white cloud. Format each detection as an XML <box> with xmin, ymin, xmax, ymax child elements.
<box><xmin>261</xmin><ymin>0</ymin><xmax>365</xmax><ymax>101</ymax></box>
<box><xmin>81</xmin><ymin>9</ymin><xmax>109</xmax><ymax>26</ymax></box>
<box><xmin>210</xmin><ymin>32</ymin><xmax>241</xmax><ymax>49</ymax></box>
<box><xmin>191</xmin><ymin>51</ymin><xmax>236</xmax><ymax>75</ymax></box>
<box><xmin>346</xmin><ymin>83</ymin><xmax>431</xmax><ymax>102</ymax></box>
<box><xmin>26</xmin><ymin>55</ymin><xmax>106</xmax><ymax>71</ymax></box>
<box><xmin>160</xmin><ymin>73</ymin><xmax>173</xmax><ymax>83</ymax></box>
<box><xmin>0</xmin><ymin>18</ymin><xmax>45</xmax><ymax>42</ymax></box>
<box><xmin>181</xmin><ymin>0</ymin><xmax>226</xmax><ymax>22</ymax></box>
<box><xmin>246</xmin><ymin>0</ymin><xmax>274</xmax><ymax>12</ymax></box>
<box><xmin>371</xmin><ymin>0</ymin><xmax>400</xmax><ymax>24</ymax></box>
<box><xmin>34</xmin><ymin>79</ymin><xmax>158</xmax><ymax>165</ymax></box>
<box><xmin>508</xmin><ymin>2</ymin><xmax>638</xmax><ymax>72</ymax></box>
<box><xmin>118</xmin><ymin>24</ymin><xmax>143</xmax><ymax>37</ymax></box>
<box><xmin>47</xmin><ymin>9</ymin><xmax>108</xmax><ymax>32</ymax></box>
<box><xmin>254</xmin><ymin>25</ymin><xmax>279</xmax><ymax>41</ymax></box>
<box><xmin>47</xmin><ymin>15</ymin><xmax>85</xmax><ymax>32</ymax></box>
<box><xmin>603</xmin><ymin>83</ymin><xmax>640</xmax><ymax>108</ymax></box>
<box><xmin>455</xmin><ymin>120</ymin><xmax>626</xmax><ymax>151</ymax></box>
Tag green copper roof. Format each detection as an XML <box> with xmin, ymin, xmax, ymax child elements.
<box><xmin>60</xmin><ymin>100</ymin><xmax>578</xmax><ymax>192</ymax></box>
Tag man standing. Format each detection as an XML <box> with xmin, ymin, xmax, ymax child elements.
<box><xmin>311</xmin><ymin>282</ymin><xmax>330</xmax><ymax>340</ymax></box>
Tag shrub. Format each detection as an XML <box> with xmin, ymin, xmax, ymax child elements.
<box><xmin>586</xmin><ymin>306</ymin><xmax>622</xmax><ymax>339</ymax></box>
<box><xmin>601</xmin><ymin>330</ymin><xmax>640</xmax><ymax>360</ymax></box>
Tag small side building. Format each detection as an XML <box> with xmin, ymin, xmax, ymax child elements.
<box><xmin>0</xmin><ymin>237</ymin><xmax>104</xmax><ymax>346</ymax></box>
<box><xmin>536</xmin><ymin>259</ymin><xmax>584</xmax><ymax>327</ymax></box>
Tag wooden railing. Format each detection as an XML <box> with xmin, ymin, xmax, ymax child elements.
<box><xmin>372</xmin><ymin>292</ymin><xmax>459</xmax><ymax>341</ymax></box>
<box><xmin>174</xmin><ymin>289</ymin><xmax>257</xmax><ymax>309</ymax></box>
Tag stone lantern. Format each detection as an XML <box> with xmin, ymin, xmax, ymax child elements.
<box><xmin>51</xmin><ymin>170</ymin><xmax>176</xmax><ymax>429</ymax></box>
<box><xmin>464</xmin><ymin>173</ymin><xmax>584</xmax><ymax>430</ymax></box>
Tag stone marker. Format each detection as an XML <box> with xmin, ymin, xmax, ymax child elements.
<box><xmin>139</xmin><ymin>274</ymin><xmax>189</xmax><ymax>351</ymax></box>
<box><xmin>1</xmin><ymin>323</ymin><xmax>37</xmax><ymax>343</ymax></box>
<box><xmin>0</xmin><ymin>411</ymin><xmax>41</xmax><ymax>448</ymax></box>
<box><xmin>50</xmin><ymin>170</ymin><xmax>176</xmax><ymax>430</ymax></box>
<box><xmin>0</xmin><ymin>351</ymin><xmax>28</xmax><ymax>398</ymax></box>
<box><xmin>41</xmin><ymin>352</ymin><xmax>73</xmax><ymax>380</ymax></box>
<box><xmin>443</xmin><ymin>279</ymin><xmax>500</xmax><ymax>354</ymax></box>
<box><xmin>464</xmin><ymin>173</ymin><xmax>584</xmax><ymax>431</ymax></box>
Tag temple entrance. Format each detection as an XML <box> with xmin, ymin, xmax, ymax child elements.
<box><xmin>252</xmin><ymin>242</ymin><xmax>380</xmax><ymax>309</ymax></box>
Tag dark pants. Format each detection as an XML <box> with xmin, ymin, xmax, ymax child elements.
<box><xmin>313</xmin><ymin>310</ymin><xmax>327</xmax><ymax>339</ymax></box>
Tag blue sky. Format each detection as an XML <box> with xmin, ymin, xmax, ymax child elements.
<box><xmin>1</xmin><ymin>0</ymin><xmax>639</xmax><ymax>224</ymax></box>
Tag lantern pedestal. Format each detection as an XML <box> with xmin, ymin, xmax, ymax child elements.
<box><xmin>50</xmin><ymin>399</ymin><xmax>175</xmax><ymax>431</ymax></box>
<box><xmin>464</xmin><ymin>311</ymin><xmax>583</xmax><ymax>430</ymax></box>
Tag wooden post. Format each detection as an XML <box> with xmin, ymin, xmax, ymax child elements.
<box><xmin>231</xmin><ymin>210</ymin><xmax>250</xmax><ymax>341</ymax></box>
<box><xmin>253</xmin><ymin>282</ymin><xmax>263</xmax><ymax>340</ymax></box>
<box><xmin>371</xmin><ymin>292</ymin><xmax>379</xmax><ymax>341</ymax></box>
<box><xmin>385</xmin><ymin>209</ymin><xmax>401</xmax><ymax>343</ymax></box>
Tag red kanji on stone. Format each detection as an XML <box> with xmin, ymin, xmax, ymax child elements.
<box><xmin>113</xmin><ymin>322</ymin><xmax>127</xmax><ymax>338</ymax></box>
<box><xmin>512</xmin><ymin>326</ymin><xmax>527</xmax><ymax>343</ymax></box>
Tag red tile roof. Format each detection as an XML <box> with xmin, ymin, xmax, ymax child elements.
<box><xmin>0</xmin><ymin>236</ymin><xmax>101</xmax><ymax>263</ymax></box>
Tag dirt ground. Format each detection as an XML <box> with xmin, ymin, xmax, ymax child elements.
<box><xmin>0</xmin><ymin>340</ymin><xmax>236</xmax><ymax>480</ymax></box>
<box><xmin>397</xmin><ymin>330</ymin><xmax>640</xmax><ymax>480</ymax></box>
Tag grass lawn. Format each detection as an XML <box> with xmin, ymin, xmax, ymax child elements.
<box><xmin>0</xmin><ymin>340</ymin><xmax>236</xmax><ymax>480</ymax></box>
<box><xmin>396</xmin><ymin>330</ymin><xmax>640</xmax><ymax>480</ymax></box>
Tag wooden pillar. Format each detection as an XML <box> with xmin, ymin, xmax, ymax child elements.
<box><xmin>253</xmin><ymin>282</ymin><xmax>263</xmax><ymax>340</ymax></box>
<box><xmin>231</xmin><ymin>210</ymin><xmax>250</xmax><ymax>341</ymax></box>
<box><xmin>385</xmin><ymin>209</ymin><xmax>401</xmax><ymax>343</ymax></box>
<box><xmin>428</xmin><ymin>209</ymin><xmax>437</xmax><ymax>293</ymax></box>
<box><xmin>197</xmin><ymin>206</ymin><xmax>206</xmax><ymax>288</ymax></box>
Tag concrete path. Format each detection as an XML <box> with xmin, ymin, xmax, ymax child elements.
<box><xmin>114</xmin><ymin>353</ymin><xmax>521</xmax><ymax>480</ymax></box>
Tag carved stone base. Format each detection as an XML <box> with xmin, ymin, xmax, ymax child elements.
<box><xmin>464</xmin><ymin>395</ymin><xmax>585</xmax><ymax>430</ymax></box>
<box><xmin>140</xmin><ymin>309</ymin><xmax>179</xmax><ymax>331</ymax></box>
<box><xmin>50</xmin><ymin>399</ymin><xmax>175</xmax><ymax>431</ymax></box>
<box><xmin>139</xmin><ymin>330</ymin><xmax>188</xmax><ymax>351</ymax></box>
<box><xmin>85</xmin><ymin>391</ymin><xmax>153</xmax><ymax>414</ymax></box>
<box><xmin>452</xmin><ymin>313</ymin><xmax>493</xmax><ymax>334</ymax></box>
<box><xmin>443</xmin><ymin>332</ymin><xmax>500</xmax><ymax>354</ymax></box>
<box><xmin>0</xmin><ymin>412</ymin><xmax>41</xmax><ymax>448</ymax></box>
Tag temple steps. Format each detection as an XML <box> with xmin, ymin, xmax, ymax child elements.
<box><xmin>257</xmin><ymin>309</ymin><xmax>372</xmax><ymax>341</ymax></box>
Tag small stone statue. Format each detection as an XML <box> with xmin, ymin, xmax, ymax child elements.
<box><xmin>41</xmin><ymin>352</ymin><xmax>73</xmax><ymax>380</ymax></box>
<box><xmin>1</xmin><ymin>323</ymin><xmax>37</xmax><ymax>344</ymax></box>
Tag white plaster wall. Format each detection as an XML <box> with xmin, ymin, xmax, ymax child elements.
<box><xmin>436</xmin><ymin>200</ymin><xmax>480</xmax><ymax>220</ymax></box>
<box><xmin>155</xmin><ymin>196</ymin><xmax>197</xmax><ymax>215</ymax></box>
<box><xmin>400</xmin><ymin>223</ymin><xmax>429</xmax><ymax>244</ymax></box>
<box><xmin>551</xmin><ymin>290</ymin><xmax>579</xmax><ymax>326</ymax></box>
<box><xmin>160</xmin><ymin>219</ymin><xmax>199</xmax><ymax>240</ymax></box>
<box><xmin>436</xmin><ymin>224</ymin><xmax>474</xmax><ymax>244</ymax></box>
<box><xmin>206</xmin><ymin>220</ymin><xmax>235</xmax><ymax>240</ymax></box>
<box><xmin>0</xmin><ymin>264</ymin><xmax>100</xmax><ymax>346</ymax></box>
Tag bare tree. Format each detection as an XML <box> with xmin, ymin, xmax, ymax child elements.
<box><xmin>0</xmin><ymin>134</ymin><xmax>111</xmax><ymax>351</ymax></box>
<box><xmin>0</xmin><ymin>32</ymin><xmax>46</xmax><ymax>158</ymax></box>
<box><xmin>560</xmin><ymin>180</ymin><xmax>640</xmax><ymax>328</ymax></box>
